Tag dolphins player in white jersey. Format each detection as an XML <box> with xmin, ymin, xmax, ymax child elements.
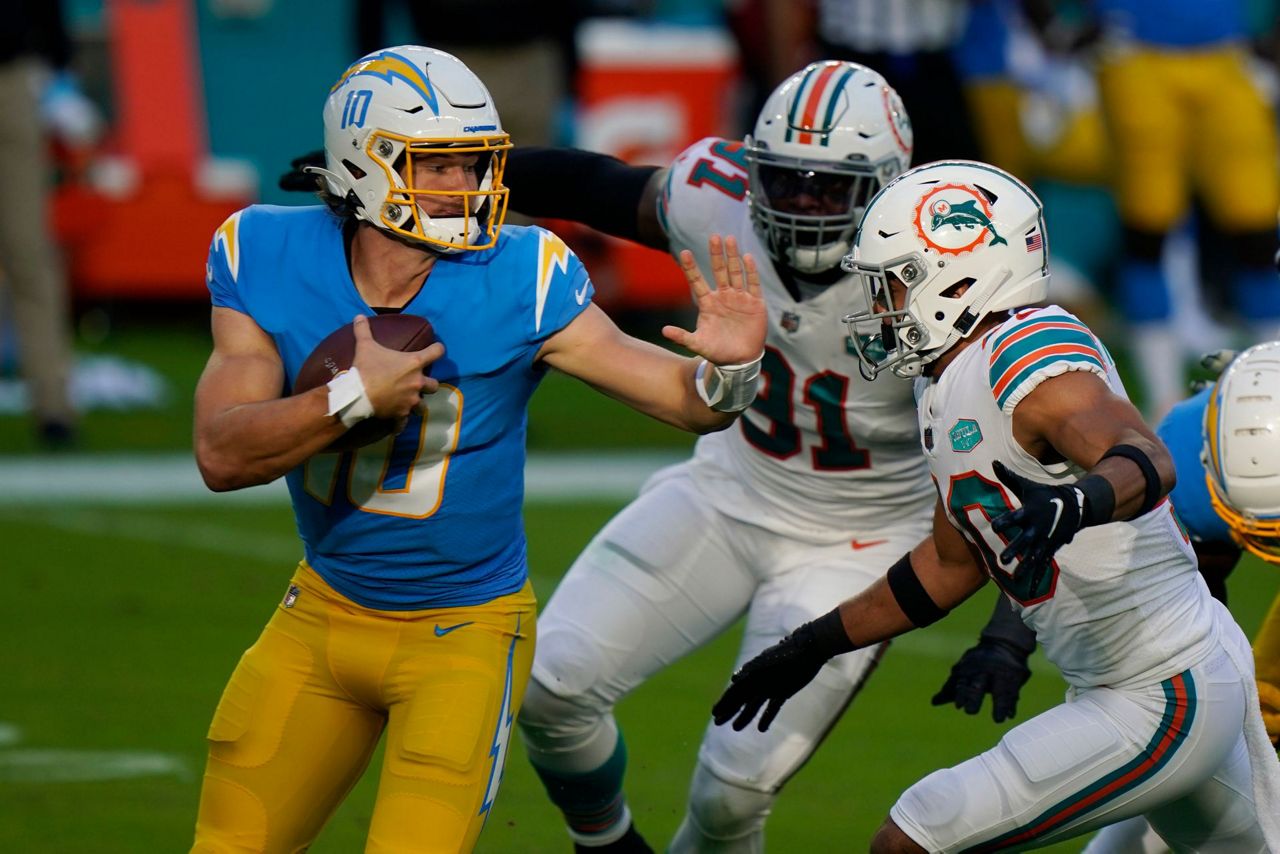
<box><xmin>500</xmin><ymin>63</ymin><xmax>953</xmax><ymax>853</ymax></box>
<box><xmin>713</xmin><ymin>160</ymin><xmax>1280</xmax><ymax>852</ymax></box>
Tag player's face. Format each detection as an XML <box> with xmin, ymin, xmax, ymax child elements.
<box><xmin>759</xmin><ymin>166</ymin><xmax>856</xmax><ymax>217</ymax></box>
<box><xmin>406</xmin><ymin>152</ymin><xmax>482</xmax><ymax>218</ymax></box>
<box><xmin>873</xmin><ymin>272</ymin><xmax>909</xmax><ymax>316</ymax></box>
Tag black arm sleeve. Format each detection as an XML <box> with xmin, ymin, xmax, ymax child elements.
<box><xmin>980</xmin><ymin>593</ymin><xmax>1037</xmax><ymax>654</ymax></box>
<box><xmin>505</xmin><ymin>146</ymin><xmax>660</xmax><ymax>242</ymax></box>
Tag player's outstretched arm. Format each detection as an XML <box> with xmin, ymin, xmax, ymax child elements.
<box><xmin>713</xmin><ymin>500</ymin><xmax>987</xmax><ymax>732</ymax></box>
<box><xmin>195</xmin><ymin>311</ymin><xmax>441</xmax><ymax>490</ymax></box>
<box><xmin>537</xmin><ymin>234</ymin><xmax>766</xmax><ymax>433</ymax></box>
<box><xmin>503</xmin><ymin>146</ymin><xmax>669</xmax><ymax>249</ymax></box>
<box><xmin>991</xmin><ymin>370</ymin><xmax>1177</xmax><ymax>586</ymax></box>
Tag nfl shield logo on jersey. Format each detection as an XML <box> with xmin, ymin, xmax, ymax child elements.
<box><xmin>781</xmin><ymin>311</ymin><xmax>801</xmax><ymax>333</ymax></box>
<box><xmin>948</xmin><ymin>419</ymin><xmax>982</xmax><ymax>452</ymax></box>
<box><xmin>282</xmin><ymin>584</ymin><xmax>300</xmax><ymax>608</ymax></box>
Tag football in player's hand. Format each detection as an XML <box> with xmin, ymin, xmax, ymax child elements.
<box><xmin>294</xmin><ymin>313</ymin><xmax>436</xmax><ymax>452</ymax></box>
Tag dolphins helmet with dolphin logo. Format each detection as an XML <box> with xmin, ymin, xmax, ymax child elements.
<box><xmin>745</xmin><ymin>61</ymin><xmax>913</xmax><ymax>276</ymax></box>
<box><xmin>841</xmin><ymin>160</ymin><xmax>1049</xmax><ymax>379</ymax></box>
<box><xmin>1202</xmin><ymin>340</ymin><xmax>1280</xmax><ymax>563</ymax></box>
<box><xmin>315</xmin><ymin>45</ymin><xmax>511</xmax><ymax>252</ymax></box>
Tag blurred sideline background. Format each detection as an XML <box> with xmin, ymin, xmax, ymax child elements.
<box><xmin>2</xmin><ymin>1</ymin><xmax>1279</xmax><ymax>852</ymax></box>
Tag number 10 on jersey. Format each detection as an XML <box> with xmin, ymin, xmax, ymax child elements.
<box><xmin>304</xmin><ymin>384</ymin><xmax>463</xmax><ymax>517</ymax></box>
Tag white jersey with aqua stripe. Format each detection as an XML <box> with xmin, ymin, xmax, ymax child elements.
<box><xmin>916</xmin><ymin>305</ymin><xmax>1219</xmax><ymax>688</ymax></box>
<box><xmin>659</xmin><ymin>136</ymin><xmax>932</xmax><ymax>541</ymax></box>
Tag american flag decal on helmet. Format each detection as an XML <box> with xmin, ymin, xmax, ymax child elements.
<box><xmin>1024</xmin><ymin>229</ymin><xmax>1043</xmax><ymax>253</ymax></box>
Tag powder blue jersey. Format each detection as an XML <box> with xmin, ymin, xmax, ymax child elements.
<box><xmin>206</xmin><ymin>205</ymin><xmax>594</xmax><ymax>610</ymax></box>
<box><xmin>1158</xmin><ymin>388</ymin><xmax>1232</xmax><ymax>546</ymax></box>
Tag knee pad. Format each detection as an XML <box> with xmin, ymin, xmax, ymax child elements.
<box><xmin>518</xmin><ymin>676</ymin><xmax>619</xmax><ymax>774</ymax></box>
<box><xmin>684</xmin><ymin>761</ymin><xmax>776</xmax><ymax>841</ymax></box>
<box><xmin>518</xmin><ymin>673</ymin><xmax>591</xmax><ymax>732</ymax></box>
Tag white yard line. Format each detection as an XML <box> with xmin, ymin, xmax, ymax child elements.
<box><xmin>0</xmin><ymin>721</ymin><xmax>190</xmax><ymax>784</ymax></box>
<box><xmin>2</xmin><ymin>506</ymin><xmax>302</xmax><ymax>564</ymax></box>
<box><xmin>0</xmin><ymin>749</ymin><xmax>190</xmax><ymax>784</ymax></box>
<box><xmin>0</xmin><ymin>451</ymin><xmax>685</xmax><ymax>505</ymax></box>
<box><xmin>0</xmin><ymin>722</ymin><xmax>22</xmax><ymax>748</ymax></box>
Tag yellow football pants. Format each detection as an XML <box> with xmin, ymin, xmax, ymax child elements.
<box><xmin>1254</xmin><ymin>591</ymin><xmax>1280</xmax><ymax>744</ymax></box>
<box><xmin>1097</xmin><ymin>45</ymin><xmax>1280</xmax><ymax>233</ymax></box>
<box><xmin>191</xmin><ymin>563</ymin><xmax>536</xmax><ymax>853</ymax></box>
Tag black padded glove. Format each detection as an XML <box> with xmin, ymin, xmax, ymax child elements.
<box><xmin>279</xmin><ymin>149</ymin><xmax>326</xmax><ymax>192</ymax></box>
<box><xmin>933</xmin><ymin>637</ymin><xmax>1032</xmax><ymax>723</ymax></box>
<box><xmin>712</xmin><ymin>609</ymin><xmax>853</xmax><ymax>733</ymax></box>
<box><xmin>991</xmin><ymin>461</ymin><xmax>1106</xmax><ymax>594</ymax></box>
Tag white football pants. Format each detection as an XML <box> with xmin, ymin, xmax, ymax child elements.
<box><xmin>891</xmin><ymin>617</ymin><xmax>1269</xmax><ymax>852</ymax></box>
<box><xmin>518</xmin><ymin>462</ymin><xmax>930</xmax><ymax>851</ymax></box>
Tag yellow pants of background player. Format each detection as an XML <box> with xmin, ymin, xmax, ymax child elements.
<box><xmin>191</xmin><ymin>563</ymin><xmax>536</xmax><ymax>854</ymax></box>
<box><xmin>1097</xmin><ymin>45</ymin><xmax>1280</xmax><ymax>233</ymax></box>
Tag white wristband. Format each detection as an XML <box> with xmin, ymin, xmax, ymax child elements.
<box><xmin>326</xmin><ymin>367</ymin><xmax>374</xmax><ymax>428</ymax></box>
<box><xmin>695</xmin><ymin>353</ymin><xmax>763</xmax><ymax>413</ymax></box>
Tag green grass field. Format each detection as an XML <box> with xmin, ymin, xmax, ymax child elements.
<box><xmin>1</xmin><ymin>316</ymin><xmax>1276</xmax><ymax>852</ymax></box>
<box><xmin>2</xmin><ymin>495</ymin><xmax>1277</xmax><ymax>853</ymax></box>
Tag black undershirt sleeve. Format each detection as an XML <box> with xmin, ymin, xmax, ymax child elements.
<box><xmin>504</xmin><ymin>146</ymin><xmax>659</xmax><ymax>242</ymax></box>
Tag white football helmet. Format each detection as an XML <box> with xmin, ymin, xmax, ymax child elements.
<box><xmin>1203</xmin><ymin>341</ymin><xmax>1280</xmax><ymax>563</ymax></box>
<box><xmin>315</xmin><ymin>46</ymin><xmax>511</xmax><ymax>252</ymax></box>
<box><xmin>745</xmin><ymin>61</ymin><xmax>913</xmax><ymax>275</ymax></box>
<box><xmin>842</xmin><ymin>160</ymin><xmax>1050</xmax><ymax>379</ymax></box>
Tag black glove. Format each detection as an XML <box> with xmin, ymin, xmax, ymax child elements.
<box><xmin>932</xmin><ymin>637</ymin><xmax>1032</xmax><ymax>723</ymax></box>
<box><xmin>279</xmin><ymin>149</ymin><xmax>326</xmax><ymax>192</ymax></box>
<box><xmin>712</xmin><ymin>609</ymin><xmax>853</xmax><ymax>732</ymax></box>
<box><xmin>990</xmin><ymin>461</ymin><xmax>1099</xmax><ymax>594</ymax></box>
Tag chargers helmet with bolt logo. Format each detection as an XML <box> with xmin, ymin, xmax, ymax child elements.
<box><xmin>1203</xmin><ymin>341</ymin><xmax>1280</xmax><ymax>563</ymax></box>
<box><xmin>842</xmin><ymin>160</ymin><xmax>1050</xmax><ymax>379</ymax></box>
<box><xmin>313</xmin><ymin>45</ymin><xmax>511</xmax><ymax>253</ymax></box>
<box><xmin>745</xmin><ymin>61</ymin><xmax>913</xmax><ymax>276</ymax></box>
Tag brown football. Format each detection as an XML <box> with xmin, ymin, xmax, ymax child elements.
<box><xmin>294</xmin><ymin>313</ymin><xmax>436</xmax><ymax>452</ymax></box>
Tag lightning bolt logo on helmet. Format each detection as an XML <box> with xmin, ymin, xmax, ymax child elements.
<box><xmin>913</xmin><ymin>183</ymin><xmax>1007</xmax><ymax>256</ymax></box>
<box><xmin>330</xmin><ymin>50</ymin><xmax>439</xmax><ymax>115</ymax></box>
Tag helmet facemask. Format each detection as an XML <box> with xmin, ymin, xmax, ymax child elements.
<box><xmin>366</xmin><ymin>133</ymin><xmax>511</xmax><ymax>251</ymax></box>
<box><xmin>842</xmin><ymin>253</ymin><xmax>1002</xmax><ymax>380</ymax></box>
<box><xmin>1205</xmin><ymin>474</ymin><xmax>1280</xmax><ymax>563</ymax></box>
<box><xmin>746</xmin><ymin>148</ymin><xmax>892</xmax><ymax>275</ymax></box>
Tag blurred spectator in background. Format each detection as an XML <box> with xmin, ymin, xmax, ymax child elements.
<box><xmin>354</xmin><ymin>0</ymin><xmax>583</xmax><ymax>151</ymax></box>
<box><xmin>1025</xmin><ymin>0</ymin><xmax>1280</xmax><ymax>418</ymax></box>
<box><xmin>956</xmin><ymin>0</ymin><xmax>1119</xmax><ymax>333</ymax></box>
<box><xmin>0</xmin><ymin>0</ymin><xmax>96</xmax><ymax>448</ymax></box>
<box><xmin>764</xmin><ymin>0</ymin><xmax>982</xmax><ymax>165</ymax></box>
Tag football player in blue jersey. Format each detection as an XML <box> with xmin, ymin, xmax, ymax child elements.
<box><xmin>1156</xmin><ymin>344</ymin><xmax>1280</xmax><ymax>744</ymax></box>
<box><xmin>1081</xmin><ymin>342</ymin><xmax>1280</xmax><ymax>851</ymax></box>
<box><xmin>1024</xmin><ymin>0</ymin><xmax>1280</xmax><ymax>418</ymax></box>
<box><xmin>189</xmin><ymin>46</ymin><xmax>766</xmax><ymax>854</ymax></box>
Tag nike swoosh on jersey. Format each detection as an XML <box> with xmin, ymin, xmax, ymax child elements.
<box><xmin>574</xmin><ymin>283</ymin><xmax>589</xmax><ymax>305</ymax></box>
<box><xmin>434</xmin><ymin>621</ymin><xmax>475</xmax><ymax>637</ymax></box>
<box><xmin>850</xmin><ymin>538</ymin><xmax>888</xmax><ymax>550</ymax></box>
